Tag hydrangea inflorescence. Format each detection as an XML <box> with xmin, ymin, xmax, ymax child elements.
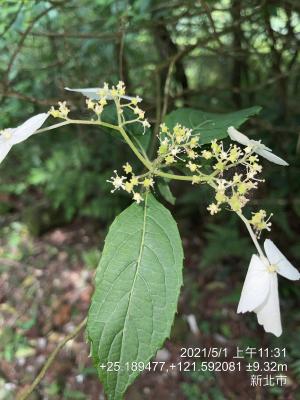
<box><xmin>1</xmin><ymin>80</ymin><xmax>298</xmax><ymax>336</ymax></box>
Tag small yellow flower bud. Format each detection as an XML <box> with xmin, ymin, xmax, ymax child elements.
<box><xmin>215</xmin><ymin>191</ymin><xmax>226</xmax><ymax>203</ymax></box>
<box><xmin>189</xmin><ymin>137</ymin><xmax>199</xmax><ymax>148</ymax></box>
<box><xmin>99</xmin><ymin>98</ymin><xmax>107</xmax><ymax>107</ymax></box>
<box><xmin>123</xmin><ymin>162</ymin><xmax>133</xmax><ymax>174</ymax></box>
<box><xmin>251</xmin><ymin>163</ymin><xmax>262</xmax><ymax>173</ymax></box>
<box><xmin>94</xmin><ymin>104</ymin><xmax>103</xmax><ymax>115</ymax></box>
<box><xmin>187</xmin><ymin>162</ymin><xmax>197</xmax><ymax>172</ymax></box>
<box><xmin>207</xmin><ymin>203</ymin><xmax>220</xmax><ymax>215</ymax></box>
<box><xmin>143</xmin><ymin>178</ymin><xmax>154</xmax><ymax>188</ymax></box>
<box><xmin>49</xmin><ymin>106</ymin><xmax>61</xmax><ymax>118</ymax></box>
<box><xmin>165</xmin><ymin>155</ymin><xmax>175</xmax><ymax>165</ymax></box>
<box><xmin>229</xmin><ymin>194</ymin><xmax>242</xmax><ymax>212</ymax></box>
<box><xmin>158</xmin><ymin>143</ymin><xmax>169</xmax><ymax>155</ymax></box>
<box><xmin>251</xmin><ymin>210</ymin><xmax>266</xmax><ymax>225</ymax></box>
<box><xmin>187</xmin><ymin>149</ymin><xmax>197</xmax><ymax>159</ymax></box>
<box><xmin>192</xmin><ymin>175</ymin><xmax>201</xmax><ymax>184</ymax></box>
<box><xmin>211</xmin><ymin>140</ymin><xmax>221</xmax><ymax>154</ymax></box>
<box><xmin>214</xmin><ymin>161</ymin><xmax>225</xmax><ymax>171</ymax></box>
<box><xmin>58</xmin><ymin>101</ymin><xmax>70</xmax><ymax>118</ymax></box>
<box><xmin>116</xmin><ymin>81</ymin><xmax>126</xmax><ymax>96</ymax></box>
<box><xmin>237</xmin><ymin>182</ymin><xmax>247</xmax><ymax>195</ymax></box>
<box><xmin>233</xmin><ymin>173</ymin><xmax>241</xmax><ymax>183</ymax></box>
<box><xmin>229</xmin><ymin>146</ymin><xmax>240</xmax><ymax>162</ymax></box>
<box><xmin>160</xmin><ymin>123</ymin><xmax>168</xmax><ymax>133</ymax></box>
<box><xmin>202</xmin><ymin>150</ymin><xmax>212</xmax><ymax>160</ymax></box>
<box><xmin>130</xmin><ymin>176</ymin><xmax>139</xmax><ymax>186</ymax></box>
<box><xmin>174</xmin><ymin>124</ymin><xmax>185</xmax><ymax>143</ymax></box>
<box><xmin>86</xmin><ymin>99</ymin><xmax>95</xmax><ymax>110</ymax></box>
<box><xmin>125</xmin><ymin>181</ymin><xmax>134</xmax><ymax>193</ymax></box>
<box><xmin>111</xmin><ymin>88</ymin><xmax>118</xmax><ymax>97</ymax></box>
<box><xmin>132</xmin><ymin>96</ymin><xmax>142</xmax><ymax>105</ymax></box>
<box><xmin>248</xmin><ymin>155</ymin><xmax>258</xmax><ymax>163</ymax></box>
<box><xmin>250</xmin><ymin>209</ymin><xmax>272</xmax><ymax>233</ymax></box>
<box><xmin>133</xmin><ymin>192</ymin><xmax>143</xmax><ymax>204</ymax></box>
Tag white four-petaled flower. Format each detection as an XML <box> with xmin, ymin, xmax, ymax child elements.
<box><xmin>238</xmin><ymin>239</ymin><xmax>300</xmax><ymax>336</ymax></box>
<box><xmin>227</xmin><ymin>126</ymin><xmax>288</xmax><ymax>166</ymax></box>
<box><xmin>0</xmin><ymin>113</ymin><xmax>49</xmax><ymax>164</ymax></box>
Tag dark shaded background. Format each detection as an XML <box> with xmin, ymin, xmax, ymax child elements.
<box><xmin>0</xmin><ymin>0</ymin><xmax>299</xmax><ymax>399</ymax></box>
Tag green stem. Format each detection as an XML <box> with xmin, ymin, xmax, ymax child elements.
<box><xmin>155</xmin><ymin>170</ymin><xmax>217</xmax><ymax>189</ymax></box>
<box><xmin>38</xmin><ymin>118</ymin><xmax>218</xmax><ymax>188</ymax></box>
<box><xmin>238</xmin><ymin>212</ymin><xmax>266</xmax><ymax>260</ymax></box>
<box><xmin>36</xmin><ymin>120</ymin><xmax>71</xmax><ymax>133</ymax></box>
<box><xmin>36</xmin><ymin>117</ymin><xmax>151</xmax><ymax>171</ymax></box>
<box><xmin>36</xmin><ymin>118</ymin><xmax>120</xmax><ymax>135</ymax></box>
<box><xmin>156</xmin><ymin>171</ymin><xmax>194</xmax><ymax>181</ymax></box>
<box><xmin>118</xmin><ymin>125</ymin><xmax>153</xmax><ymax>170</ymax></box>
<box><xmin>68</xmin><ymin>119</ymin><xmax>119</xmax><ymax>131</ymax></box>
<box><xmin>17</xmin><ymin>318</ymin><xmax>87</xmax><ymax>400</ymax></box>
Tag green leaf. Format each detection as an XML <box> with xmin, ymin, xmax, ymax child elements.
<box><xmin>164</xmin><ymin>106</ymin><xmax>262</xmax><ymax>144</ymax></box>
<box><xmin>157</xmin><ymin>180</ymin><xmax>176</xmax><ymax>205</ymax></box>
<box><xmin>87</xmin><ymin>193</ymin><xmax>183</xmax><ymax>400</ymax></box>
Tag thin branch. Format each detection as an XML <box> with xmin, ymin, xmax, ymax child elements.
<box><xmin>118</xmin><ymin>14</ymin><xmax>128</xmax><ymax>83</ymax></box>
<box><xmin>25</xmin><ymin>30</ymin><xmax>122</xmax><ymax>40</ymax></box>
<box><xmin>161</xmin><ymin>55</ymin><xmax>177</xmax><ymax>118</ymax></box>
<box><xmin>3</xmin><ymin>5</ymin><xmax>57</xmax><ymax>89</ymax></box>
<box><xmin>153</xmin><ymin>19</ymin><xmax>256</xmax><ymax>74</ymax></box>
<box><xmin>17</xmin><ymin>318</ymin><xmax>87</xmax><ymax>400</ymax></box>
<box><xmin>2</xmin><ymin>90</ymin><xmax>57</xmax><ymax>106</ymax></box>
<box><xmin>155</xmin><ymin>71</ymin><xmax>162</xmax><ymax>133</ymax></box>
<box><xmin>199</xmin><ymin>0</ymin><xmax>223</xmax><ymax>47</ymax></box>
<box><xmin>0</xmin><ymin>1</ymin><xmax>24</xmax><ymax>38</ymax></box>
<box><xmin>146</xmin><ymin>72</ymin><xmax>162</xmax><ymax>161</ymax></box>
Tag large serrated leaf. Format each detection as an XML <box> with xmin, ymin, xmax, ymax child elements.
<box><xmin>164</xmin><ymin>106</ymin><xmax>262</xmax><ymax>144</ymax></box>
<box><xmin>87</xmin><ymin>193</ymin><xmax>183</xmax><ymax>400</ymax></box>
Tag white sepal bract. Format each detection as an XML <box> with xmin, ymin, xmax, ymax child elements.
<box><xmin>0</xmin><ymin>113</ymin><xmax>49</xmax><ymax>164</ymax></box>
<box><xmin>65</xmin><ymin>87</ymin><xmax>135</xmax><ymax>101</ymax></box>
<box><xmin>227</xmin><ymin>126</ymin><xmax>288</xmax><ymax>166</ymax></box>
<box><xmin>237</xmin><ymin>239</ymin><xmax>300</xmax><ymax>336</ymax></box>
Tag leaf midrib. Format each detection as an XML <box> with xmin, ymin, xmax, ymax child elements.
<box><xmin>111</xmin><ymin>192</ymin><xmax>149</xmax><ymax>395</ymax></box>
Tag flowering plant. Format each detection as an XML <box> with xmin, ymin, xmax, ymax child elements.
<box><xmin>1</xmin><ymin>82</ymin><xmax>299</xmax><ymax>400</ymax></box>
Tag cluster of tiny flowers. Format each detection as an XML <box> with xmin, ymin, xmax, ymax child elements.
<box><xmin>86</xmin><ymin>97</ymin><xmax>107</xmax><ymax>116</ymax></box>
<box><xmin>49</xmin><ymin>101</ymin><xmax>70</xmax><ymax>119</ymax></box>
<box><xmin>107</xmin><ymin>163</ymin><xmax>154</xmax><ymax>204</ymax></box>
<box><xmin>120</xmin><ymin>90</ymin><xmax>150</xmax><ymax>133</ymax></box>
<box><xmin>157</xmin><ymin>123</ymin><xmax>199</xmax><ymax>168</ymax></box>
<box><xmin>205</xmin><ymin>139</ymin><xmax>273</xmax><ymax>236</ymax></box>
<box><xmin>84</xmin><ymin>81</ymin><xmax>124</xmax><ymax>118</ymax></box>
<box><xmin>209</xmin><ymin>139</ymin><xmax>263</xmax><ymax>176</ymax></box>
<box><xmin>250</xmin><ymin>209</ymin><xmax>272</xmax><ymax>237</ymax></box>
<box><xmin>88</xmin><ymin>81</ymin><xmax>150</xmax><ymax>132</ymax></box>
<box><xmin>101</xmin><ymin>81</ymin><xmax>126</xmax><ymax>98</ymax></box>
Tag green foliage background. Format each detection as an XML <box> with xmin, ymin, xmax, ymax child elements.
<box><xmin>0</xmin><ymin>0</ymin><xmax>299</xmax><ymax>399</ymax></box>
